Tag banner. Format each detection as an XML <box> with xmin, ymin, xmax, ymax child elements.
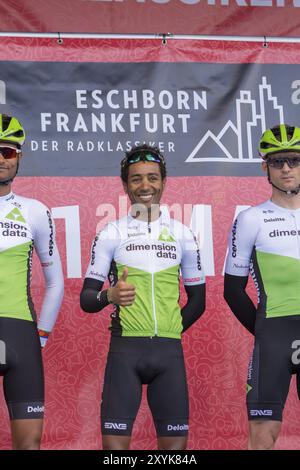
<box><xmin>1</xmin><ymin>38</ymin><xmax>300</xmax><ymax>450</ymax></box>
<box><xmin>1</xmin><ymin>0</ymin><xmax>300</xmax><ymax>37</ymax></box>
<box><xmin>2</xmin><ymin>61</ymin><xmax>300</xmax><ymax>178</ymax></box>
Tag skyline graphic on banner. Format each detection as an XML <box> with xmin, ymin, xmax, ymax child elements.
<box><xmin>186</xmin><ymin>77</ymin><xmax>285</xmax><ymax>163</ymax></box>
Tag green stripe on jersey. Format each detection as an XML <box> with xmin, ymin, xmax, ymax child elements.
<box><xmin>257</xmin><ymin>250</ymin><xmax>300</xmax><ymax>317</ymax></box>
<box><xmin>0</xmin><ymin>241</ymin><xmax>34</xmax><ymax>321</ymax></box>
<box><xmin>117</xmin><ymin>263</ymin><xmax>182</xmax><ymax>338</ymax></box>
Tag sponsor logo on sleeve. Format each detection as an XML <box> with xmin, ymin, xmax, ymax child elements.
<box><xmin>231</xmin><ymin>219</ymin><xmax>238</xmax><ymax>258</ymax></box>
<box><xmin>47</xmin><ymin>210</ymin><xmax>54</xmax><ymax>256</ymax></box>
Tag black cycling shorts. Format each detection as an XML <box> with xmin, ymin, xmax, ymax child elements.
<box><xmin>101</xmin><ymin>336</ymin><xmax>189</xmax><ymax>437</ymax></box>
<box><xmin>0</xmin><ymin>317</ymin><xmax>44</xmax><ymax>420</ymax></box>
<box><xmin>247</xmin><ymin>316</ymin><xmax>300</xmax><ymax>421</ymax></box>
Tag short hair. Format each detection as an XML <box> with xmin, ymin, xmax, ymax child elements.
<box><xmin>120</xmin><ymin>144</ymin><xmax>167</xmax><ymax>183</ymax></box>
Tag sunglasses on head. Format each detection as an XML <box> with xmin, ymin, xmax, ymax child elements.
<box><xmin>0</xmin><ymin>145</ymin><xmax>21</xmax><ymax>160</ymax></box>
<box><xmin>122</xmin><ymin>151</ymin><xmax>164</xmax><ymax>168</ymax></box>
<box><xmin>267</xmin><ymin>156</ymin><xmax>300</xmax><ymax>169</ymax></box>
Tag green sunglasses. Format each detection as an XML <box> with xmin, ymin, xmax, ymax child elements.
<box><xmin>121</xmin><ymin>151</ymin><xmax>165</xmax><ymax>168</ymax></box>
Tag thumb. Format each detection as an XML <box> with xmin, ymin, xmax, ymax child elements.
<box><xmin>120</xmin><ymin>267</ymin><xmax>129</xmax><ymax>282</ymax></box>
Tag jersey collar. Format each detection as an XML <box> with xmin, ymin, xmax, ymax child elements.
<box><xmin>0</xmin><ymin>191</ymin><xmax>14</xmax><ymax>205</ymax></box>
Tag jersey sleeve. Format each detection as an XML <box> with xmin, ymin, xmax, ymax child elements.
<box><xmin>28</xmin><ymin>200</ymin><xmax>64</xmax><ymax>332</ymax></box>
<box><xmin>225</xmin><ymin>207</ymin><xmax>259</xmax><ymax>277</ymax></box>
<box><xmin>180</xmin><ymin>225</ymin><xmax>205</xmax><ymax>286</ymax></box>
<box><xmin>84</xmin><ymin>223</ymin><xmax>119</xmax><ymax>282</ymax></box>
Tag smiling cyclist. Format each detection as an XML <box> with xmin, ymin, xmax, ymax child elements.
<box><xmin>80</xmin><ymin>144</ymin><xmax>206</xmax><ymax>450</ymax></box>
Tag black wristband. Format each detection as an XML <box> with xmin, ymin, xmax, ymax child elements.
<box><xmin>96</xmin><ymin>289</ymin><xmax>110</xmax><ymax>309</ymax></box>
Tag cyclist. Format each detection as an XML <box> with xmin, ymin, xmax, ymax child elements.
<box><xmin>224</xmin><ymin>124</ymin><xmax>300</xmax><ymax>449</ymax></box>
<box><xmin>80</xmin><ymin>144</ymin><xmax>206</xmax><ymax>450</ymax></box>
<box><xmin>0</xmin><ymin>114</ymin><xmax>64</xmax><ymax>449</ymax></box>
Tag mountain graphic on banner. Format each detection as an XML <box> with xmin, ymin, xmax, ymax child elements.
<box><xmin>186</xmin><ymin>76</ymin><xmax>284</xmax><ymax>163</ymax></box>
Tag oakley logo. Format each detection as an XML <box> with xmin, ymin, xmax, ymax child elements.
<box><xmin>104</xmin><ymin>422</ymin><xmax>127</xmax><ymax>430</ymax></box>
<box><xmin>250</xmin><ymin>409</ymin><xmax>273</xmax><ymax>417</ymax></box>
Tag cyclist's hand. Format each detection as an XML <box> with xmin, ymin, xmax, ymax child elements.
<box><xmin>108</xmin><ymin>267</ymin><xmax>136</xmax><ymax>306</ymax></box>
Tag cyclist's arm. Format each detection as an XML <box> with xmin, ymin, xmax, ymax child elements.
<box><xmin>224</xmin><ymin>208</ymin><xmax>258</xmax><ymax>335</ymax></box>
<box><xmin>81</xmin><ymin>271</ymin><xmax>135</xmax><ymax>311</ymax></box>
<box><xmin>80</xmin><ymin>224</ymin><xmax>119</xmax><ymax>313</ymax></box>
<box><xmin>224</xmin><ymin>273</ymin><xmax>256</xmax><ymax>334</ymax></box>
<box><xmin>80</xmin><ymin>278</ymin><xmax>109</xmax><ymax>312</ymax></box>
<box><xmin>180</xmin><ymin>226</ymin><xmax>206</xmax><ymax>332</ymax></box>
<box><xmin>181</xmin><ymin>284</ymin><xmax>206</xmax><ymax>332</ymax></box>
<box><xmin>30</xmin><ymin>201</ymin><xmax>64</xmax><ymax>334</ymax></box>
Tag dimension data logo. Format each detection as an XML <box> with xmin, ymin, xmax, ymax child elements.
<box><xmin>5</xmin><ymin>208</ymin><xmax>26</xmax><ymax>223</ymax></box>
<box><xmin>269</xmin><ymin>229</ymin><xmax>300</xmax><ymax>238</ymax></box>
<box><xmin>0</xmin><ymin>219</ymin><xmax>28</xmax><ymax>237</ymax></box>
<box><xmin>158</xmin><ymin>228</ymin><xmax>176</xmax><ymax>242</ymax></box>
<box><xmin>126</xmin><ymin>242</ymin><xmax>177</xmax><ymax>259</ymax></box>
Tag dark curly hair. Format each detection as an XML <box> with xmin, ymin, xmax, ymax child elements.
<box><xmin>120</xmin><ymin>144</ymin><xmax>167</xmax><ymax>183</ymax></box>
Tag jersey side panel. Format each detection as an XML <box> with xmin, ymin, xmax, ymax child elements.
<box><xmin>257</xmin><ymin>250</ymin><xmax>300</xmax><ymax>317</ymax></box>
<box><xmin>0</xmin><ymin>241</ymin><xmax>34</xmax><ymax>321</ymax></box>
<box><xmin>154</xmin><ymin>264</ymin><xmax>182</xmax><ymax>338</ymax></box>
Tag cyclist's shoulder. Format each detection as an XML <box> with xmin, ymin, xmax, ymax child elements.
<box><xmin>169</xmin><ymin>217</ymin><xmax>190</xmax><ymax>232</ymax></box>
<box><xmin>11</xmin><ymin>192</ymin><xmax>48</xmax><ymax>211</ymax></box>
<box><xmin>94</xmin><ymin>216</ymin><xmax>128</xmax><ymax>243</ymax></box>
<box><xmin>101</xmin><ymin>215</ymin><xmax>129</xmax><ymax>232</ymax></box>
<box><xmin>2</xmin><ymin>193</ymin><xmax>49</xmax><ymax>222</ymax></box>
<box><xmin>236</xmin><ymin>200</ymin><xmax>270</xmax><ymax>223</ymax></box>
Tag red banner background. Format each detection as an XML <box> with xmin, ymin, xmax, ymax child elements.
<box><xmin>1</xmin><ymin>0</ymin><xmax>300</xmax><ymax>37</ymax></box>
<box><xmin>0</xmin><ymin>38</ymin><xmax>300</xmax><ymax>449</ymax></box>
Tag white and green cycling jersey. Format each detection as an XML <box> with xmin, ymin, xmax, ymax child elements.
<box><xmin>225</xmin><ymin>199</ymin><xmax>300</xmax><ymax>318</ymax></box>
<box><xmin>0</xmin><ymin>192</ymin><xmax>64</xmax><ymax>331</ymax></box>
<box><xmin>85</xmin><ymin>209</ymin><xmax>205</xmax><ymax>338</ymax></box>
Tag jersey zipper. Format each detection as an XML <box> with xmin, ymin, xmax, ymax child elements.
<box><xmin>148</xmin><ymin>221</ymin><xmax>158</xmax><ymax>336</ymax></box>
<box><xmin>151</xmin><ymin>272</ymin><xmax>157</xmax><ymax>336</ymax></box>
